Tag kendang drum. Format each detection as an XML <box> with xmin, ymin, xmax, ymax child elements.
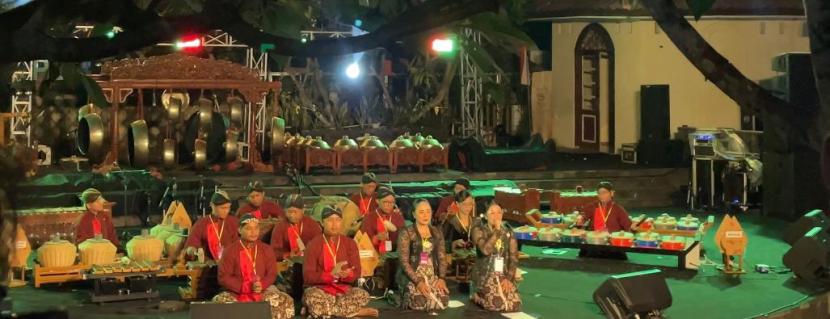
<box><xmin>514</xmin><ymin>226</ymin><xmax>538</xmax><ymax>240</ymax></box>
<box><xmin>653</xmin><ymin>214</ymin><xmax>677</xmax><ymax>230</ymax></box>
<box><xmin>660</xmin><ymin>235</ymin><xmax>686</xmax><ymax>251</ymax></box>
<box><xmin>609</xmin><ymin>231</ymin><xmax>634</xmax><ymax>247</ymax></box>
<box><xmin>538</xmin><ymin>228</ymin><xmax>562</xmax><ymax>242</ymax></box>
<box><xmin>634</xmin><ymin>232</ymin><xmax>661</xmax><ymax>249</ymax></box>
<box><xmin>540</xmin><ymin>212</ymin><xmax>563</xmax><ymax>224</ymax></box>
<box><xmin>586</xmin><ymin>231</ymin><xmax>610</xmax><ymax>245</ymax></box>
<box><xmin>560</xmin><ymin>229</ymin><xmax>586</xmax><ymax>244</ymax></box>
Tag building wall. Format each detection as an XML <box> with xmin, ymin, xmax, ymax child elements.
<box><xmin>531</xmin><ymin>18</ymin><xmax>810</xmax><ymax>152</ymax></box>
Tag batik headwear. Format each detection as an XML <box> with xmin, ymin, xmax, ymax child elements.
<box><xmin>376</xmin><ymin>185</ymin><xmax>395</xmax><ymax>199</ymax></box>
<box><xmin>282</xmin><ymin>194</ymin><xmax>304</xmax><ymax>210</ymax></box>
<box><xmin>211</xmin><ymin>190</ymin><xmax>231</xmax><ymax>205</ymax></box>
<box><xmin>239</xmin><ymin>213</ymin><xmax>259</xmax><ymax>228</ymax></box>
<box><xmin>454</xmin><ymin>178</ymin><xmax>471</xmax><ymax>190</ymax></box>
<box><xmin>361</xmin><ymin>172</ymin><xmax>377</xmax><ymax>184</ymax></box>
<box><xmin>320</xmin><ymin>206</ymin><xmax>343</xmax><ymax>220</ymax></box>
<box><xmin>247</xmin><ymin>180</ymin><xmax>265</xmax><ymax>193</ymax></box>
<box><xmin>80</xmin><ymin>188</ymin><xmax>104</xmax><ymax>203</ymax></box>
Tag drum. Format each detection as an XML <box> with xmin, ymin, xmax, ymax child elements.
<box><xmin>609</xmin><ymin>231</ymin><xmax>635</xmax><ymax>247</ymax></box>
<box><xmin>560</xmin><ymin>229</ymin><xmax>586</xmax><ymax>244</ymax></box>
<box><xmin>514</xmin><ymin>226</ymin><xmax>538</xmax><ymax>240</ymax></box>
<box><xmin>634</xmin><ymin>232</ymin><xmax>661</xmax><ymax>249</ymax></box>
<box><xmin>653</xmin><ymin>214</ymin><xmax>677</xmax><ymax>230</ymax></box>
<box><xmin>660</xmin><ymin>236</ymin><xmax>686</xmax><ymax>251</ymax></box>
<box><xmin>538</xmin><ymin>228</ymin><xmax>562</xmax><ymax>242</ymax></box>
<box><xmin>586</xmin><ymin>231</ymin><xmax>610</xmax><ymax>245</ymax></box>
<box><xmin>540</xmin><ymin>212</ymin><xmax>563</xmax><ymax>224</ymax></box>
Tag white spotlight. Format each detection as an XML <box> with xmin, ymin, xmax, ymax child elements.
<box><xmin>345</xmin><ymin>62</ymin><xmax>361</xmax><ymax>79</ymax></box>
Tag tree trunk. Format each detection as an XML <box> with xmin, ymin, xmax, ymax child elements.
<box><xmin>804</xmin><ymin>0</ymin><xmax>830</xmax><ymax>193</ymax></box>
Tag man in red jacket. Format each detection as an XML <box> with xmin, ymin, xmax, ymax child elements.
<box><xmin>237</xmin><ymin>181</ymin><xmax>285</xmax><ymax>220</ymax></box>
<box><xmin>185</xmin><ymin>190</ymin><xmax>240</xmax><ymax>261</ymax></box>
<box><xmin>214</xmin><ymin>214</ymin><xmax>294</xmax><ymax>319</ymax></box>
<box><xmin>349</xmin><ymin>173</ymin><xmax>379</xmax><ymax>216</ymax></box>
<box><xmin>74</xmin><ymin>188</ymin><xmax>119</xmax><ymax>246</ymax></box>
<box><xmin>303</xmin><ymin>206</ymin><xmax>378</xmax><ymax>318</ymax></box>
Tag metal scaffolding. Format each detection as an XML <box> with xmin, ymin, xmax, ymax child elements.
<box><xmin>9</xmin><ymin>60</ymin><xmax>48</xmax><ymax>146</ymax></box>
<box><xmin>459</xmin><ymin>28</ymin><xmax>483</xmax><ymax>139</ymax></box>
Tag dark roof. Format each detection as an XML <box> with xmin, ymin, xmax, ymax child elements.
<box><xmin>527</xmin><ymin>0</ymin><xmax>805</xmax><ymax>19</ymax></box>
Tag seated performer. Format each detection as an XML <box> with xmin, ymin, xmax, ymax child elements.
<box><xmin>470</xmin><ymin>201</ymin><xmax>522</xmax><ymax>313</ymax></box>
<box><xmin>349</xmin><ymin>173</ymin><xmax>379</xmax><ymax>217</ymax></box>
<box><xmin>575</xmin><ymin>181</ymin><xmax>632</xmax><ymax>232</ymax></box>
<box><xmin>397</xmin><ymin>199</ymin><xmax>450</xmax><ymax>311</ymax></box>
<box><xmin>435</xmin><ymin>178</ymin><xmax>471</xmax><ymax>224</ymax></box>
<box><xmin>75</xmin><ymin>188</ymin><xmax>120</xmax><ymax>245</ymax></box>
<box><xmin>186</xmin><ymin>190</ymin><xmax>240</xmax><ymax>261</ymax></box>
<box><xmin>237</xmin><ymin>181</ymin><xmax>285</xmax><ymax>220</ymax></box>
<box><xmin>271</xmin><ymin>194</ymin><xmax>321</xmax><ymax>260</ymax></box>
<box><xmin>214</xmin><ymin>214</ymin><xmax>294</xmax><ymax>319</ymax></box>
<box><xmin>442</xmin><ymin>190</ymin><xmax>476</xmax><ymax>291</ymax></box>
<box><xmin>303</xmin><ymin>206</ymin><xmax>378</xmax><ymax>318</ymax></box>
<box><xmin>360</xmin><ymin>186</ymin><xmax>406</xmax><ymax>255</ymax></box>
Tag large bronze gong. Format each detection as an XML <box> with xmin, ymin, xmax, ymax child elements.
<box><xmin>77</xmin><ymin>113</ymin><xmax>105</xmax><ymax>164</ymax></box>
<box><xmin>224</xmin><ymin>129</ymin><xmax>239</xmax><ymax>163</ymax></box>
<box><xmin>193</xmin><ymin>139</ymin><xmax>207</xmax><ymax>170</ymax></box>
<box><xmin>127</xmin><ymin>119</ymin><xmax>149</xmax><ymax>168</ymax></box>
<box><xmin>163</xmin><ymin>138</ymin><xmax>177</xmax><ymax>169</ymax></box>
<box><xmin>198</xmin><ymin>100</ymin><xmax>213</xmax><ymax>139</ymax></box>
<box><xmin>227</xmin><ymin>97</ymin><xmax>244</xmax><ymax>128</ymax></box>
<box><xmin>270</xmin><ymin>117</ymin><xmax>286</xmax><ymax>161</ymax></box>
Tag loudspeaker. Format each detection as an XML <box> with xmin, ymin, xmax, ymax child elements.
<box><xmin>783</xmin><ymin>210</ymin><xmax>828</xmax><ymax>245</ymax></box>
<box><xmin>640</xmin><ymin>85</ymin><xmax>670</xmax><ymax>142</ymax></box>
<box><xmin>593</xmin><ymin>269</ymin><xmax>672</xmax><ymax>319</ymax></box>
<box><xmin>189</xmin><ymin>301</ymin><xmax>271</xmax><ymax>319</ymax></box>
<box><xmin>770</xmin><ymin>53</ymin><xmax>818</xmax><ymax>108</ymax></box>
<box><xmin>783</xmin><ymin>227</ymin><xmax>830</xmax><ymax>283</ymax></box>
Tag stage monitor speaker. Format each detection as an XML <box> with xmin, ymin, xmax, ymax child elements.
<box><xmin>593</xmin><ymin>269</ymin><xmax>672</xmax><ymax>319</ymax></box>
<box><xmin>784</xmin><ymin>210</ymin><xmax>828</xmax><ymax>246</ymax></box>
<box><xmin>189</xmin><ymin>301</ymin><xmax>271</xmax><ymax>319</ymax></box>
<box><xmin>783</xmin><ymin>226</ymin><xmax>830</xmax><ymax>283</ymax></box>
<box><xmin>640</xmin><ymin>85</ymin><xmax>670</xmax><ymax>142</ymax></box>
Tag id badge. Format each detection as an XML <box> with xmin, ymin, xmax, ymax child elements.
<box><xmin>385</xmin><ymin>240</ymin><xmax>393</xmax><ymax>252</ymax></box>
<box><xmin>494</xmin><ymin>256</ymin><xmax>504</xmax><ymax>273</ymax></box>
<box><xmin>420</xmin><ymin>252</ymin><xmax>430</xmax><ymax>265</ymax></box>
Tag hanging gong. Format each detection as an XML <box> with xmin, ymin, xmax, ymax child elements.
<box><xmin>162</xmin><ymin>90</ymin><xmax>190</xmax><ymax>112</ymax></box>
<box><xmin>77</xmin><ymin>113</ymin><xmax>105</xmax><ymax>164</ymax></box>
<box><xmin>163</xmin><ymin>138</ymin><xmax>177</xmax><ymax>169</ymax></box>
<box><xmin>228</xmin><ymin>100</ymin><xmax>244</xmax><ymax>129</ymax></box>
<box><xmin>193</xmin><ymin>139</ymin><xmax>207</xmax><ymax>170</ymax></box>
<box><xmin>198</xmin><ymin>102</ymin><xmax>213</xmax><ymax>139</ymax></box>
<box><xmin>166</xmin><ymin>96</ymin><xmax>182</xmax><ymax>123</ymax></box>
<box><xmin>224</xmin><ymin>129</ymin><xmax>239</xmax><ymax>163</ymax></box>
<box><xmin>77</xmin><ymin>103</ymin><xmax>98</xmax><ymax>121</ymax></box>
<box><xmin>127</xmin><ymin>120</ymin><xmax>149</xmax><ymax>168</ymax></box>
<box><xmin>270</xmin><ymin>117</ymin><xmax>286</xmax><ymax>160</ymax></box>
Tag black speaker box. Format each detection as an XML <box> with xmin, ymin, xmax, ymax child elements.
<box><xmin>189</xmin><ymin>301</ymin><xmax>271</xmax><ymax>319</ymax></box>
<box><xmin>593</xmin><ymin>269</ymin><xmax>672</xmax><ymax>319</ymax></box>
<box><xmin>784</xmin><ymin>210</ymin><xmax>828</xmax><ymax>245</ymax></box>
<box><xmin>640</xmin><ymin>85</ymin><xmax>670</xmax><ymax>142</ymax></box>
<box><xmin>783</xmin><ymin>227</ymin><xmax>830</xmax><ymax>283</ymax></box>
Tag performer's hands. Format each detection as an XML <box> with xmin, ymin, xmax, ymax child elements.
<box><xmin>499</xmin><ymin>277</ymin><xmax>514</xmax><ymax>293</ymax></box>
<box><xmin>453</xmin><ymin>239</ymin><xmax>467</xmax><ymax>249</ymax></box>
<box><xmin>416</xmin><ymin>280</ymin><xmax>430</xmax><ymax>296</ymax></box>
<box><xmin>336</xmin><ymin>265</ymin><xmax>354</xmax><ymax>279</ymax></box>
<box><xmin>375</xmin><ymin>232</ymin><xmax>389</xmax><ymax>242</ymax></box>
<box><xmin>185</xmin><ymin>247</ymin><xmax>197</xmax><ymax>257</ymax></box>
<box><xmin>435</xmin><ymin>279</ymin><xmax>449</xmax><ymax>295</ymax></box>
<box><xmin>252</xmin><ymin>281</ymin><xmax>263</xmax><ymax>293</ymax></box>
<box><xmin>332</xmin><ymin>261</ymin><xmax>349</xmax><ymax>278</ymax></box>
<box><xmin>575</xmin><ymin>215</ymin><xmax>585</xmax><ymax>226</ymax></box>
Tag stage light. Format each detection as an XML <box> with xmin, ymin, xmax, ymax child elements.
<box><xmin>175</xmin><ymin>36</ymin><xmax>202</xmax><ymax>50</ymax></box>
<box><xmin>106</xmin><ymin>30</ymin><xmax>116</xmax><ymax>39</ymax></box>
<box><xmin>431</xmin><ymin>38</ymin><xmax>454</xmax><ymax>53</ymax></box>
<box><xmin>354</xmin><ymin>19</ymin><xmax>363</xmax><ymax>28</ymax></box>
<box><xmin>345</xmin><ymin>62</ymin><xmax>360</xmax><ymax>79</ymax></box>
<box><xmin>301</xmin><ymin>36</ymin><xmax>308</xmax><ymax>44</ymax></box>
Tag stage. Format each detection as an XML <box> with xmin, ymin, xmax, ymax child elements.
<box><xmin>7</xmin><ymin>209</ymin><xmax>824</xmax><ymax>319</ymax></box>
